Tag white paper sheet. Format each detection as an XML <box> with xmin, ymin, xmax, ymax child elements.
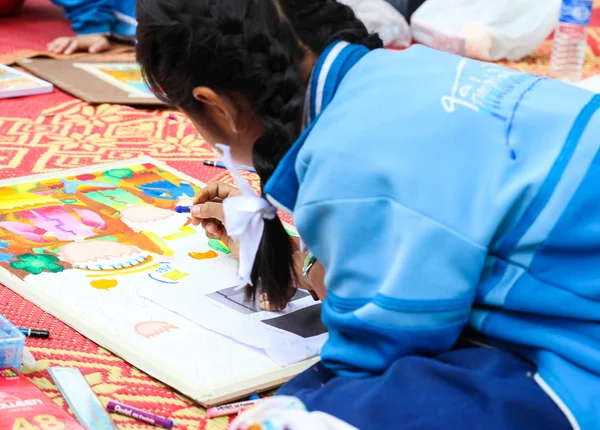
<box><xmin>140</xmin><ymin>276</ymin><xmax>328</xmax><ymax>366</ymax></box>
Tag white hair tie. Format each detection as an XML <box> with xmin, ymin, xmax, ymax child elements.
<box><xmin>215</xmin><ymin>144</ymin><xmax>276</xmax><ymax>287</ymax></box>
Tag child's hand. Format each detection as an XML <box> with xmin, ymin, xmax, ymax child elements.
<box><xmin>190</xmin><ymin>182</ymin><xmax>241</xmax><ymax>260</ymax></box>
<box><xmin>191</xmin><ymin>182</ymin><xmax>299</xmax><ymax>311</ymax></box>
<box><xmin>259</xmin><ymin>290</ymin><xmax>298</xmax><ymax>311</ymax></box>
<box><xmin>47</xmin><ymin>34</ymin><xmax>111</xmax><ymax>55</ymax></box>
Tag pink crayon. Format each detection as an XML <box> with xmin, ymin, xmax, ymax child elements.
<box><xmin>206</xmin><ymin>399</ymin><xmax>260</xmax><ymax>419</ymax></box>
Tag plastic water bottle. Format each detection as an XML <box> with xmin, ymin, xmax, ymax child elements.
<box><xmin>548</xmin><ymin>0</ymin><xmax>594</xmax><ymax>82</ymax></box>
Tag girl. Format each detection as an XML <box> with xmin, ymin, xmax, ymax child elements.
<box><xmin>136</xmin><ymin>0</ymin><xmax>600</xmax><ymax>428</ymax></box>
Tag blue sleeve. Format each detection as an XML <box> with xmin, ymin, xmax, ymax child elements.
<box><xmin>294</xmin><ymin>195</ymin><xmax>488</xmax><ymax>376</ymax></box>
<box><xmin>51</xmin><ymin>0</ymin><xmax>114</xmax><ymax>35</ymax></box>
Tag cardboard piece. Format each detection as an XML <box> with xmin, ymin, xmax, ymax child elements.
<box><xmin>16</xmin><ymin>58</ymin><xmax>164</xmax><ymax>106</ymax></box>
<box><xmin>0</xmin><ymin>45</ymin><xmax>134</xmax><ymax>66</ymax></box>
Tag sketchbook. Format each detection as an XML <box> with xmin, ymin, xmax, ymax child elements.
<box><xmin>0</xmin><ymin>158</ymin><xmax>320</xmax><ymax>407</ymax></box>
<box><xmin>16</xmin><ymin>59</ymin><xmax>163</xmax><ymax>106</ymax></box>
<box><xmin>0</xmin><ymin>64</ymin><xmax>53</xmax><ymax>99</ymax></box>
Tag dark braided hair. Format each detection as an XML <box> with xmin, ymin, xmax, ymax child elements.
<box><xmin>136</xmin><ymin>0</ymin><xmax>382</xmax><ymax>309</ymax></box>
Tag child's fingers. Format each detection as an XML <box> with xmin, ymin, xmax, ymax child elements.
<box><xmin>64</xmin><ymin>40</ymin><xmax>79</xmax><ymax>55</ymax></box>
<box><xmin>48</xmin><ymin>37</ymin><xmax>70</xmax><ymax>53</ymax></box>
<box><xmin>191</xmin><ymin>201</ymin><xmax>225</xmax><ymax>222</ymax></box>
<box><xmin>193</xmin><ymin>182</ymin><xmax>240</xmax><ymax>205</ymax></box>
<box><xmin>259</xmin><ymin>290</ymin><xmax>299</xmax><ymax>311</ymax></box>
<box><xmin>47</xmin><ymin>38</ymin><xmax>59</xmax><ymax>51</ymax></box>
<box><xmin>89</xmin><ymin>39</ymin><xmax>110</xmax><ymax>53</ymax></box>
<box><xmin>201</xmin><ymin>219</ymin><xmax>224</xmax><ymax>237</ymax></box>
<box><xmin>259</xmin><ymin>293</ymin><xmax>277</xmax><ymax>311</ymax></box>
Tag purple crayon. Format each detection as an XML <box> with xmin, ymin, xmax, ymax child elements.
<box><xmin>107</xmin><ymin>401</ymin><xmax>176</xmax><ymax>429</ymax></box>
<box><xmin>175</xmin><ymin>206</ymin><xmax>191</xmax><ymax>213</ymax></box>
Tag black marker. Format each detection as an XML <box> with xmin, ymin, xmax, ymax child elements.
<box><xmin>19</xmin><ymin>328</ymin><xmax>50</xmax><ymax>339</ymax></box>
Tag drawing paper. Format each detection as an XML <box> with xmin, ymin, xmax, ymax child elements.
<box><xmin>73</xmin><ymin>63</ymin><xmax>154</xmax><ymax>98</ymax></box>
<box><xmin>0</xmin><ymin>64</ymin><xmax>53</xmax><ymax>99</ymax></box>
<box><xmin>0</xmin><ymin>158</ymin><xmax>319</xmax><ymax>406</ymax></box>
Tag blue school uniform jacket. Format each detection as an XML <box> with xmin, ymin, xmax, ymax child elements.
<box><xmin>51</xmin><ymin>0</ymin><xmax>136</xmax><ymax>40</ymax></box>
<box><xmin>265</xmin><ymin>42</ymin><xmax>600</xmax><ymax>429</ymax></box>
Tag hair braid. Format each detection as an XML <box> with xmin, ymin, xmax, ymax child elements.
<box><xmin>278</xmin><ymin>0</ymin><xmax>383</xmax><ymax>53</ymax></box>
<box><xmin>240</xmin><ymin>2</ymin><xmax>307</xmax><ymax>307</ymax></box>
<box><xmin>137</xmin><ymin>0</ymin><xmax>381</xmax><ymax>308</ymax></box>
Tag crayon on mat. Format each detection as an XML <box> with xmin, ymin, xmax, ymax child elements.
<box><xmin>175</xmin><ymin>206</ymin><xmax>191</xmax><ymax>213</ymax></box>
<box><xmin>18</xmin><ymin>328</ymin><xmax>50</xmax><ymax>338</ymax></box>
<box><xmin>203</xmin><ymin>160</ymin><xmax>256</xmax><ymax>173</ymax></box>
<box><xmin>206</xmin><ymin>399</ymin><xmax>260</xmax><ymax>419</ymax></box>
<box><xmin>107</xmin><ymin>401</ymin><xmax>176</xmax><ymax>429</ymax></box>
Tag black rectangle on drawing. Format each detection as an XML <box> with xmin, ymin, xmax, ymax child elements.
<box><xmin>261</xmin><ymin>304</ymin><xmax>327</xmax><ymax>338</ymax></box>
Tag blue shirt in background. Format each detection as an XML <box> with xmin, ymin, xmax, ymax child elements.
<box><xmin>51</xmin><ymin>0</ymin><xmax>136</xmax><ymax>41</ymax></box>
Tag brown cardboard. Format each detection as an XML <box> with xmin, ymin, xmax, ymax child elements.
<box><xmin>16</xmin><ymin>58</ymin><xmax>164</xmax><ymax>106</ymax></box>
<box><xmin>0</xmin><ymin>45</ymin><xmax>134</xmax><ymax>66</ymax></box>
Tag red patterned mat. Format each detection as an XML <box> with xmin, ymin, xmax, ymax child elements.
<box><xmin>0</xmin><ymin>0</ymin><xmax>74</xmax><ymax>64</ymax></box>
<box><xmin>0</xmin><ymin>2</ymin><xmax>599</xmax><ymax>429</ymax></box>
<box><xmin>0</xmin><ymin>102</ymin><xmax>256</xmax><ymax>430</ymax></box>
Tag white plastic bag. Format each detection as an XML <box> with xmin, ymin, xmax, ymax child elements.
<box><xmin>411</xmin><ymin>0</ymin><xmax>562</xmax><ymax>61</ymax></box>
<box><xmin>341</xmin><ymin>0</ymin><xmax>412</xmax><ymax>48</ymax></box>
<box><xmin>21</xmin><ymin>347</ymin><xmax>37</xmax><ymax>370</ymax></box>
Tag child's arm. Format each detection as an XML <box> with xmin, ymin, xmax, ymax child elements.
<box><xmin>294</xmin><ymin>174</ymin><xmax>487</xmax><ymax>376</ymax></box>
<box><xmin>190</xmin><ymin>182</ymin><xmax>326</xmax><ymax>309</ymax></box>
<box><xmin>47</xmin><ymin>0</ymin><xmax>113</xmax><ymax>54</ymax></box>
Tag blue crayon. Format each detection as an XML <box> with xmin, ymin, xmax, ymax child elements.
<box><xmin>249</xmin><ymin>394</ymin><xmax>260</xmax><ymax>400</ymax></box>
<box><xmin>175</xmin><ymin>206</ymin><xmax>191</xmax><ymax>213</ymax></box>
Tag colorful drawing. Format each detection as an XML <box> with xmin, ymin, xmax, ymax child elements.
<box><xmin>160</xmin><ymin>269</ymin><xmax>189</xmax><ymax>282</ymax></box>
<box><xmin>134</xmin><ymin>321</ymin><xmax>178</xmax><ymax>339</ymax></box>
<box><xmin>90</xmin><ymin>279</ymin><xmax>119</xmax><ymax>290</ymax></box>
<box><xmin>0</xmin><ymin>252</ymin><xmax>14</xmax><ymax>264</ymax></box>
<box><xmin>10</xmin><ymin>254</ymin><xmax>64</xmax><ymax>275</ymax></box>
<box><xmin>0</xmin><ymin>77</ymin><xmax>38</xmax><ymax>90</ymax></box>
<box><xmin>59</xmin><ymin>241</ymin><xmax>148</xmax><ymax>271</ymax></box>
<box><xmin>72</xmin><ymin>63</ymin><xmax>156</xmax><ymax>99</ymax></box>
<box><xmin>163</xmin><ymin>226</ymin><xmax>195</xmax><ymax>240</ymax></box>
<box><xmin>0</xmin><ymin>64</ymin><xmax>52</xmax><ymax>97</ymax></box>
<box><xmin>0</xmin><ymin>162</ymin><xmax>201</xmax><ymax>279</ymax></box>
<box><xmin>0</xmin><ymin>158</ymin><xmax>319</xmax><ymax>407</ymax></box>
<box><xmin>208</xmin><ymin>239</ymin><xmax>231</xmax><ymax>255</ymax></box>
<box><xmin>147</xmin><ymin>262</ymin><xmax>190</xmax><ymax>284</ymax></box>
<box><xmin>188</xmin><ymin>250</ymin><xmax>218</xmax><ymax>260</ymax></box>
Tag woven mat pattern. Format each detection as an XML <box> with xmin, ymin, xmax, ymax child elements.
<box><xmin>0</xmin><ymin>100</ymin><xmax>254</xmax><ymax>429</ymax></box>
